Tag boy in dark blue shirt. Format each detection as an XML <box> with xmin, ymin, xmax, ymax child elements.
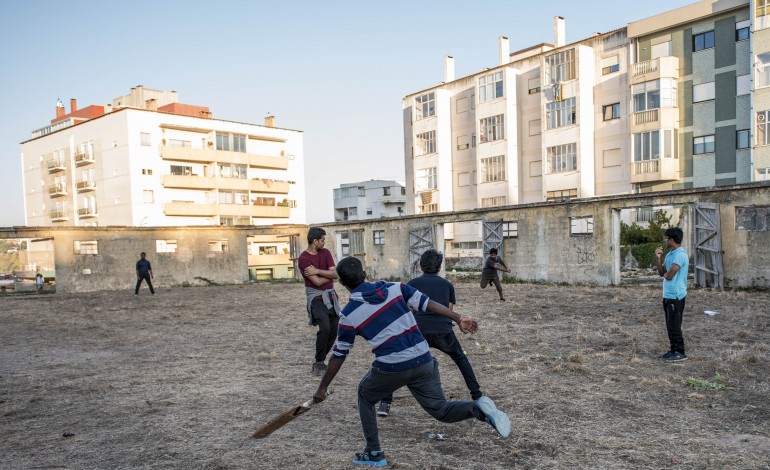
<box><xmin>376</xmin><ymin>249</ymin><xmax>483</xmax><ymax>417</ymax></box>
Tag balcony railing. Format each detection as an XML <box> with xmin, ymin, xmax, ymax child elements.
<box><xmin>78</xmin><ymin>207</ymin><xmax>98</xmax><ymax>218</ymax></box>
<box><xmin>633</xmin><ymin>109</ymin><xmax>659</xmax><ymax>125</ymax></box>
<box><xmin>630</xmin><ymin>158</ymin><xmax>679</xmax><ymax>183</ymax></box>
<box><xmin>76</xmin><ymin>180</ymin><xmax>96</xmax><ymax>192</ymax></box>
<box><xmin>46</xmin><ymin>159</ymin><xmax>66</xmax><ymax>173</ymax></box>
<box><xmin>632</xmin><ymin>159</ymin><xmax>660</xmax><ymax>175</ymax></box>
<box><xmin>74</xmin><ymin>152</ymin><xmax>95</xmax><ymax>166</ymax></box>
<box><xmin>48</xmin><ymin>183</ymin><xmax>67</xmax><ymax>197</ymax></box>
<box><xmin>49</xmin><ymin>210</ymin><xmax>68</xmax><ymax>222</ymax></box>
<box><xmin>633</xmin><ymin>59</ymin><xmax>658</xmax><ymax>76</ymax></box>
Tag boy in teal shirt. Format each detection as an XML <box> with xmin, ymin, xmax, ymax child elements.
<box><xmin>654</xmin><ymin>227</ymin><xmax>689</xmax><ymax>362</ymax></box>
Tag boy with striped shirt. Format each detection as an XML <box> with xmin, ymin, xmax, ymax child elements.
<box><xmin>313</xmin><ymin>256</ymin><xmax>510</xmax><ymax>467</ymax></box>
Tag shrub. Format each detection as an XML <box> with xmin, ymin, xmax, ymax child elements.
<box><xmin>630</xmin><ymin>242</ymin><xmax>661</xmax><ymax>268</ymax></box>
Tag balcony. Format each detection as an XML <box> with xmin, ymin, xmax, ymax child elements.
<box><xmin>631</xmin><ymin>56</ymin><xmax>680</xmax><ymax>85</ymax></box>
<box><xmin>162</xmin><ymin>175</ymin><xmax>290</xmax><ymax>193</ymax></box>
<box><xmin>49</xmin><ymin>210</ymin><xmax>69</xmax><ymax>222</ymax></box>
<box><xmin>78</xmin><ymin>207</ymin><xmax>98</xmax><ymax>218</ymax></box>
<box><xmin>46</xmin><ymin>159</ymin><xmax>66</xmax><ymax>173</ymax></box>
<box><xmin>164</xmin><ymin>202</ymin><xmax>291</xmax><ymax>218</ymax></box>
<box><xmin>378</xmin><ymin>194</ymin><xmax>406</xmax><ymax>204</ymax></box>
<box><xmin>629</xmin><ymin>158</ymin><xmax>679</xmax><ymax>184</ymax></box>
<box><xmin>631</xmin><ymin>107</ymin><xmax>679</xmax><ymax>133</ymax></box>
<box><xmin>74</xmin><ymin>152</ymin><xmax>95</xmax><ymax>166</ymax></box>
<box><xmin>48</xmin><ymin>183</ymin><xmax>67</xmax><ymax>198</ymax></box>
<box><xmin>160</xmin><ymin>145</ymin><xmax>288</xmax><ymax>170</ymax></box>
<box><xmin>76</xmin><ymin>180</ymin><xmax>96</xmax><ymax>192</ymax></box>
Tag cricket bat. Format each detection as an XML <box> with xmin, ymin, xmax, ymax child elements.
<box><xmin>251</xmin><ymin>388</ymin><xmax>333</xmax><ymax>439</ymax></box>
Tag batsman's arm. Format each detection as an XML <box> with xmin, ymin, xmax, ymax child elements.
<box><xmin>426</xmin><ymin>300</ymin><xmax>477</xmax><ymax>334</ymax></box>
<box><xmin>314</xmin><ymin>355</ymin><xmax>345</xmax><ymax>403</ymax></box>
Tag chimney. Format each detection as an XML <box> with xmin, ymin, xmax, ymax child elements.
<box><xmin>264</xmin><ymin>115</ymin><xmax>275</xmax><ymax>128</ymax></box>
<box><xmin>444</xmin><ymin>56</ymin><xmax>455</xmax><ymax>82</ymax></box>
<box><xmin>145</xmin><ymin>98</ymin><xmax>157</xmax><ymax>111</ymax></box>
<box><xmin>70</xmin><ymin>98</ymin><xmax>77</xmax><ymax>113</ymax></box>
<box><xmin>498</xmin><ymin>36</ymin><xmax>510</xmax><ymax>65</ymax></box>
<box><xmin>554</xmin><ymin>16</ymin><xmax>566</xmax><ymax>47</ymax></box>
<box><xmin>55</xmin><ymin>99</ymin><xmax>65</xmax><ymax>119</ymax></box>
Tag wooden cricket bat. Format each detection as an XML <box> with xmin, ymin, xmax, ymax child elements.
<box><xmin>251</xmin><ymin>389</ymin><xmax>333</xmax><ymax>439</ymax></box>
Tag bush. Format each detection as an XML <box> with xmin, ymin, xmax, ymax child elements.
<box><xmin>630</xmin><ymin>242</ymin><xmax>661</xmax><ymax>268</ymax></box>
<box><xmin>620</xmin><ymin>222</ymin><xmax>646</xmax><ymax>245</ymax></box>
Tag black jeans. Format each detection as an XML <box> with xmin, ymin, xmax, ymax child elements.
<box><xmin>480</xmin><ymin>274</ymin><xmax>503</xmax><ymax>298</ymax></box>
<box><xmin>135</xmin><ymin>274</ymin><xmax>154</xmax><ymax>294</ymax></box>
<box><xmin>663</xmin><ymin>297</ymin><xmax>686</xmax><ymax>354</ymax></box>
<box><xmin>310</xmin><ymin>299</ymin><xmax>339</xmax><ymax>363</ymax></box>
<box><xmin>382</xmin><ymin>331</ymin><xmax>482</xmax><ymax>402</ymax></box>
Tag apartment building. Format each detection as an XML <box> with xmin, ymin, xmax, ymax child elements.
<box><xmin>333</xmin><ymin>179</ymin><xmax>406</xmax><ymax>221</ymax></box>
<box><xmin>21</xmin><ymin>86</ymin><xmax>305</xmax><ymax>228</ymax></box>
<box><xmin>403</xmin><ymin>0</ymin><xmax>766</xmax><ymax>252</ymax></box>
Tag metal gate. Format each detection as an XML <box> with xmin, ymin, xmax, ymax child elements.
<box><xmin>482</xmin><ymin>218</ymin><xmax>503</xmax><ymax>255</ymax></box>
<box><xmin>288</xmin><ymin>234</ymin><xmax>302</xmax><ymax>280</ymax></box>
<box><xmin>693</xmin><ymin>203</ymin><xmax>723</xmax><ymax>289</ymax></box>
<box><xmin>409</xmin><ymin>225</ymin><xmax>434</xmax><ymax>276</ymax></box>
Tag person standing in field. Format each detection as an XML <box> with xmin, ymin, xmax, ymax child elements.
<box><xmin>655</xmin><ymin>227</ymin><xmax>689</xmax><ymax>362</ymax></box>
<box><xmin>134</xmin><ymin>252</ymin><xmax>155</xmax><ymax>296</ymax></box>
<box><xmin>480</xmin><ymin>248</ymin><xmax>510</xmax><ymax>301</ymax></box>
<box><xmin>298</xmin><ymin>227</ymin><xmax>340</xmax><ymax>376</ymax></box>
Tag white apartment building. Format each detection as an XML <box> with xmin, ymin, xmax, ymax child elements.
<box><xmin>333</xmin><ymin>179</ymin><xmax>406</xmax><ymax>221</ymax></box>
<box><xmin>21</xmin><ymin>86</ymin><xmax>305</xmax><ymax>228</ymax></box>
<box><xmin>403</xmin><ymin>0</ymin><xmax>767</xmax><ymax>254</ymax></box>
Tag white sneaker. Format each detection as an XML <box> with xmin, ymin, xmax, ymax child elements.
<box><xmin>476</xmin><ymin>396</ymin><xmax>510</xmax><ymax>437</ymax></box>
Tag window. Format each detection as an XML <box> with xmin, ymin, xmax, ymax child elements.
<box><xmin>758</xmin><ymin>0</ymin><xmax>770</xmax><ymax>18</ymax></box>
<box><xmin>570</xmin><ymin>216</ymin><xmax>594</xmax><ymax>236</ymax></box>
<box><xmin>693</xmin><ymin>135</ymin><xmax>715</xmax><ymax>155</ymax></box>
<box><xmin>544</xmin><ymin>49</ymin><xmax>576</xmax><ymax>83</ymax></box>
<box><xmin>737</xmin><ymin>129</ymin><xmax>750</xmax><ymax>149</ymax></box>
<box><xmin>737</xmin><ymin>74</ymin><xmax>751</xmax><ymax>95</ymax></box>
<box><xmin>209</xmin><ymin>240</ymin><xmax>229</xmax><ymax>253</ymax></box>
<box><xmin>502</xmin><ymin>222</ymin><xmax>518</xmax><ymax>238</ymax></box>
<box><xmin>603</xmin><ymin>103</ymin><xmax>620</xmax><ymax>121</ymax></box>
<box><xmin>757</xmin><ymin>53</ymin><xmax>770</xmax><ymax>88</ymax></box>
<box><xmin>451</xmin><ymin>241</ymin><xmax>482</xmax><ymax>250</ymax></box>
<box><xmin>528</xmin><ymin>77</ymin><xmax>541</xmax><ymax>94</ymax></box>
<box><xmin>693</xmin><ymin>82</ymin><xmax>716</xmax><ymax>102</ymax></box>
<box><xmin>545</xmin><ymin>97</ymin><xmax>576</xmax><ymax>129</ymax></box>
<box><xmin>156</xmin><ymin>240</ymin><xmax>178</xmax><ymax>253</ymax></box>
<box><xmin>546</xmin><ymin>143</ymin><xmax>577</xmax><ymax>173</ymax></box>
<box><xmin>232</xmin><ymin>133</ymin><xmax>246</xmax><ymax>153</ymax></box>
<box><xmin>348</xmin><ymin>207</ymin><xmax>358</xmax><ymax>216</ymax></box>
<box><xmin>416</xmin><ymin>130</ymin><xmax>436</xmax><ymax>156</ymax></box>
<box><xmin>479</xmin><ymin>71</ymin><xmax>504</xmax><ymax>102</ymax></box>
<box><xmin>143</xmin><ymin>190</ymin><xmax>154</xmax><ymax>203</ymax></box>
<box><xmin>651</xmin><ymin>41</ymin><xmax>672</xmax><ymax>60</ymax></box>
<box><xmin>601</xmin><ymin>56</ymin><xmax>619</xmax><ymax>75</ymax></box>
<box><xmin>383</xmin><ymin>187</ymin><xmax>391</xmax><ymax>196</ymax></box>
<box><xmin>481</xmin><ymin>196</ymin><xmax>506</xmax><ymax>208</ymax></box>
<box><xmin>547</xmin><ymin>188</ymin><xmax>577</xmax><ymax>202</ymax></box>
<box><xmin>456</xmin><ymin>135</ymin><xmax>470</xmax><ymax>150</ymax></box>
<box><xmin>415</xmin><ymin>92</ymin><xmax>435</xmax><ymax>120</ymax></box>
<box><xmin>758</xmin><ymin>167</ymin><xmax>770</xmax><ymax>181</ymax></box>
<box><xmin>633</xmin><ymin>131</ymin><xmax>661</xmax><ymax>161</ymax></box>
<box><xmin>253</xmin><ymin>196</ymin><xmax>276</xmax><ymax>206</ymax></box>
<box><xmin>141</xmin><ymin>168</ymin><xmax>153</xmax><ymax>175</ymax></box>
<box><xmin>758</xmin><ymin>111</ymin><xmax>770</xmax><ymax>146</ymax></box>
<box><xmin>633</xmin><ymin>80</ymin><xmax>658</xmax><ymax>111</ymax></box>
<box><xmin>373</xmin><ymin>230</ymin><xmax>385</xmax><ymax>245</ymax></box>
<box><xmin>339</xmin><ymin>231</ymin><xmax>350</xmax><ymax>256</ymax></box>
<box><xmin>736</xmin><ymin>206</ymin><xmax>769</xmax><ymax>231</ymax></box>
<box><xmin>259</xmin><ymin>246</ymin><xmax>278</xmax><ymax>255</ymax></box>
<box><xmin>479</xmin><ymin>114</ymin><xmax>504</xmax><ymax>142</ymax></box>
<box><xmin>416</xmin><ymin>167</ymin><xmax>437</xmax><ymax>190</ymax></box>
<box><xmin>168</xmin><ymin>139</ymin><xmax>191</xmax><ymax>147</ymax></box>
<box><xmin>603</xmin><ymin>148</ymin><xmax>621</xmax><ymax>168</ymax></box>
<box><xmin>219</xmin><ymin>190</ymin><xmax>234</xmax><ymax>204</ymax></box>
<box><xmin>472</xmin><ymin>133</ymin><xmax>476</xmax><ymax>147</ymax></box>
<box><xmin>74</xmin><ymin>240</ymin><xmax>98</xmax><ymax>255</ymax></box>
<box><xmin>693</xmin><ymin>31</ymin><xmax>715</xmax><ymax>52</ymax></box>
<box><xmin>334</xmin><ymin>186</ymin><xmax>364</xmax><ymax>199</ymax></box>
<box><xmin>635</xmin><ymin>208</ymin><xmax>656</xmax><ymax>223</ymax></box>
<box><xmin>140</xmin><ymin>132</ymin><xmax>151</xmax><ymax>146</ymax></box>
<box><xmin>218</xmin><ymin>163</ymin><xmax>247</xmax><ymax>179</ymax></box>
<box><xmin>215</xmin><ymin>132</ymin><xmax>230</xmax><ymax>151</ymax></box>
<box><xmin>480</xmin><ymin>155</ymin><xmax>506</xmax><ymax>183</ymax></box>
<box><xmin>456</xmin><ymin>96</ymin><xmax>469</xmax><ymax>113</ymax></box>
<box><xmin>170</xmin><ymin>165</ymin><xmax>192</xmax><ymax>176</ymax></box>
<box><xmin>736</xmin><ymin>21</ymin><xmax>750</xmax><ymax>41</ymax></box>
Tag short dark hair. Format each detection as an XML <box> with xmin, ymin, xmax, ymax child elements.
<box><xmin>665</xmin><ymin>227</ymin><xmax>684</xmax><ymax>244</ymax></box>
<box><xmin>307</xmin><ymin>227</ymin><xmax>326</xmax><ymax>245</ymax></box>
<box><xmin>419</xmin><ymin>249</ymin><xmax>443</xmax><ymax>274</ymax></box>
<box><xmin>336</xmin><ymin>256</ymin><xmax>366</xmax><ymax>289</ymax></box>
<box><xmin>140</xmin><ymin>252</ymin><xmax>146</xmax><ymax>256</ymax></box>
<box><xmin>489</xmin><ymin>248</ymin><xmax>498</xmax><ymax>255</ymax></box>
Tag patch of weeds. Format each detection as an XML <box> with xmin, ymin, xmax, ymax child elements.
<box><xmin>685</xmin><ymin>373</ymin><xmax>729</xmax><ymax>390</ymax></box>
<box><xmin>194</xmin><ymin>277</ymin><xmax>219</xmax><ymax>286</ymax></box>
<box><xmin>181</xmin><ymin>281</ymin><xmax>191</xmax><ymax>287</ymax></box>
<box><xmin>568</xmin><ymin>353</ymin><xmax>585</xmax><ymax>364</ymax></box>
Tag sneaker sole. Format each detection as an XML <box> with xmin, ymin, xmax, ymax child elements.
<box><xmin>477</xmin><ymin>396</ymin><xmax>511</xmax><ymax>438</ymax></box>
<box><xmin>352</xmin><ymin>457</ymin><xmax>388</xmax><ymax>467</ymax></box>
<box><xmin>376</xmin><ymin>412</ymin><xmax>389</xmax><ymax>417</ymax></box>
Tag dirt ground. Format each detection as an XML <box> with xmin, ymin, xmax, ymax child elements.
<box><xmin>1</xmin><ymin>279</ymin><xmax>769</xmax><ymax>469</ymax></box>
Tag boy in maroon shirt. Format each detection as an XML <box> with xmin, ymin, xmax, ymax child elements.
<box><xmin>298</xmin><ymin>227</ymin><xmax>340</xmax><ymax>376</ymax></box>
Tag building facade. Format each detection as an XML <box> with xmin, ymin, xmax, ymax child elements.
<box><xmin>333</xmin><ymin>179</ymin><xmax>406</xmax><ymax>221</ymax></box>
<box><xmin>403</xmin><ymin>0</ymin><xmax>768</xmax><ymax>251</ymax></box>
<box><xmin>21</xmin><ymin>86</ymin><xmax>305</xmax><ymax>229</ymax></box>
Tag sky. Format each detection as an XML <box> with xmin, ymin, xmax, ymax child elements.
<box><xmin>0</xmin><ymin>0</ymin><xmax>696</xmax><ymax>227</ymax></box>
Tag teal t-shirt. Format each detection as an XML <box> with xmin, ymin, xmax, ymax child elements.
<box><xmin>662</xmin><ymin>247</ymin><xmax>688</xmax><ymax>300</ymax></box>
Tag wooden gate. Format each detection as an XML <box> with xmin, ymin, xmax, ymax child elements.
<box><xmin>409</xmin><ymin>225</ymin><xmax>434</xmax><ymax>276</ymax></box>
<box><xmin>693</xmin><ymin>203</ymin><xmax>723</xmax><ymax>289</ymax></box>
<box><xmin>482</xmin><ymin>218</ymin><xmax>503</xmax><ymax>255</ymax></box>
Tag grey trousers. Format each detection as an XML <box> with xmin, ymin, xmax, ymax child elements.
<box><xmin>357</xmin><ymin>358</ymin><xmax>483</xmax><ymax>451</ymax></box>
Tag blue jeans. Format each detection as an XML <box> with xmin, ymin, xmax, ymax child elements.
<box><xmin>381</xmin><ymin>332</ymin><xmax>482</xmax><ymax>401</ymax></box>
<box><xmin>358</xmin><ymin>359</ymin><xmax>483</xmax><ymax>452</ymax></box>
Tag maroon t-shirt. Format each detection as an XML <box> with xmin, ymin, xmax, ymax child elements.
<box><xmin>298</xmin><ymin>248</ymin><xmax>336</xmax><ymax>290</ymax></box>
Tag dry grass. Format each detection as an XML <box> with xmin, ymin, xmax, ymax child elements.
<box><xmin>1</xmin><ymin>280</ymin><xmax>769</xmax><ymax>469</ymax></box>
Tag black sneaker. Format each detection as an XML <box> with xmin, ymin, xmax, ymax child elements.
<box><xmin>312</xmin><ymin>361</ymin><xmax>327</xmax><ymax>376</ymax></box>
<box><xmin>499</xmin><ymin>297</ymin><xmax>506</xmax><ymax>302</ymax></box>
<box><xmin>376</xmin><ymin>402</ymin><xmax>391</xmax><ymax>417</ymax></box>
<box><xmin>666</xmin><ymin>352</ymin><xmax>688</xmax><ymax>362</ymax></box>
<box><xmin>352</xmin><ymin>450</ymin><xmax>387</xmax><ymax>467</ymax></box>
<box><xmin>658</xmin><ymin>351</ymin><xmax>674</xmax><ymax>360</ymax></box>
